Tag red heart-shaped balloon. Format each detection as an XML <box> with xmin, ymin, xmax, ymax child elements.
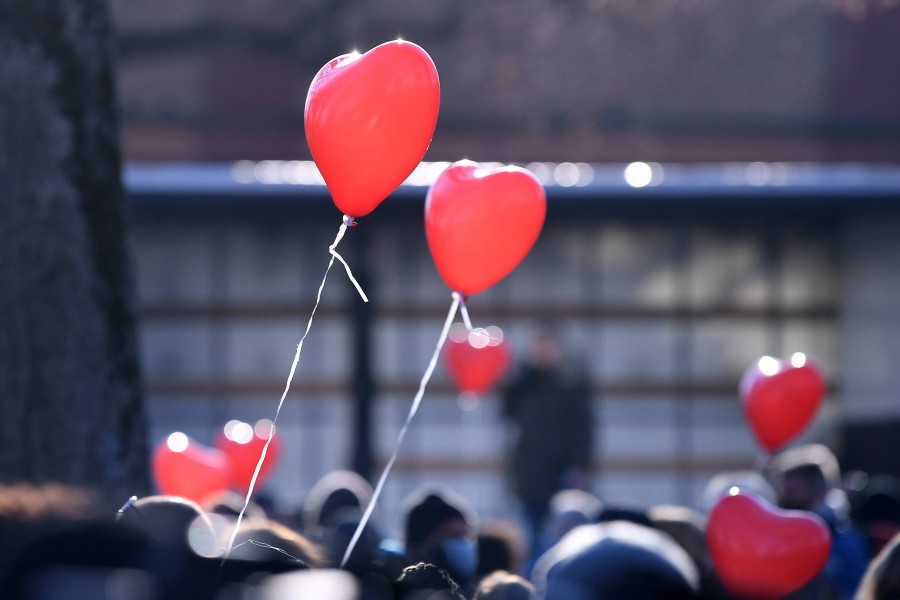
<box><xmin>741</xmin><ymin>353</ymin><xmax>825</xmax><ymax>452</ymax></box>
<box><xmin>215</xmin><ymin>420</ymin><xmax>282</xmax><ymax>494</ymax></box>
<box><xmin>305</xmin><ymin>40</ymin><xmax>440</xmax><ymax>218</ymax></box>
<box><xmin>707</xmin><ymin>489</ymin><xmax>832</xmax><ymax>599</ymax></box>
<box><xmin>445</xmin><ymin>325</ymin><xmax>511</xmax><ymax>395</ymax></box>
<box><xmin>425</xmin><ymin>160</ymin><xmax>546</xmax><ymax>295</ymax></box>
<box><xmin>152</xmin><ymin>433</ymin><xmax>231</xmax><ymax>504</ymax></box>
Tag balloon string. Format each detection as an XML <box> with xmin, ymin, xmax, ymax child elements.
<box><xmin>223</xmin><ymin>220</ymin><xmax>353</xmax><ymax>564</ymax></box>
<box><xmin>340</xmin><ymin>294</ymin><xmax>461</xmax><ymax>568</ymax></box>
<box><xmin>455</xmin><ymin>292</ymin><xmax>473</xmax><ymax>331</ymax></box>
<box><xmin>332</xmin><ymin>215</ymin><xmax>369</xmax><ymax>303</ymax></box>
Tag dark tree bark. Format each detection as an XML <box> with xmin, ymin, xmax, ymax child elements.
<box><xmin>0</xmin><ymin>0</ymin><xmax>149</xmax><ymax>504</ymax></box>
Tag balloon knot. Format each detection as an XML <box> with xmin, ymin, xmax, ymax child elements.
<box><xmin>342</xmin><ymin>215</ymin><xmax>357</xmax><ymax>227</ymax></box>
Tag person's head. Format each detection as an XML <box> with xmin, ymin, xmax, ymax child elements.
<box><xmin>395</xmin><ymin>561</ymin><xmax>467</xmax><ymax>600</ymax></box>
<box><xmin>647</xmin><ymin>503</ymin><xmax>732</xmax><ymax>600</ymax></box>
<box><xmin>476</xmin><ymin>520</ymin><xmax>528</xmax><ymax>580</ymax></box>
<box><xmin>853</xmin><ymin>474</ymin><xmax>900</xmax><ymax>555</ymax></box>
<box><xmin>404</xmin><ymin>487</ymin><xmax>478</xmax><ymax>589</ymax></box>
<box><xmin>648</xmin><ymin>505</ymin><xmax>710</xmax><ymax>575</ymax></box>
<box><xmin>116</xmin><ymin>494</ymin><xmax>218</xmax><ymax>557</ymax></box>
<box><xmin>768</xmin><ymin>444</ymin><xmax>841</xmax><ymax>511</ymax></box>
<box><xmin>533</xmin><ymin>520</ymin><xmax>699</xmax><ymax>600</ymax></box>
<box><xmin>227</xmin><ymin>519</ymin><xmax>324</xmax><ymax>567</ymax></box>
<box><xmin>204</xmin><ymin>489</ymin><xmax>267</xmax><ymax>523</ymax></box>
<box><xmin>473</xmin><ymin>570</ymin><xmax>538</xmax><ymax>600</ymax></box>
<box><xmin>596</xmin><ymin>505</ymin><xmax>653</xmax><ymax>528</ymax></box>
<box><xmin>545</xmin><ymin>489</ymin><xmax>603</xmax><ymax>545</ymax></box>
<box><xmin>301</xmin><ymin>470</ymin><xmax>377</xmax><ymax>567</ymax></box>
<box><xmin>302</xmin><ymin>470</ymin><xmax>374</xmax><ymax>537</ymax></box>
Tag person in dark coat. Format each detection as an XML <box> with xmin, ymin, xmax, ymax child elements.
<box><xmin>502</xmin><ymin>327</ymin><xmax>593</xmax><ymax>561</ymax></box>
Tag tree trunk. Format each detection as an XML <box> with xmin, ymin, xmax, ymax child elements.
<box><xmin>0</xmin><ymin>0</ymin><xmax>149</xmax><ymax>505</ymax></box>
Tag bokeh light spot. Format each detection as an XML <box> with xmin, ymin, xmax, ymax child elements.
<box><xmin>485</xmin><ymin>325</ymin><xmax>504</xmax><ymax>345</ymax></box>
<box><xmin>255</xmin><ymin>419</ymin><xmax>276</xmax><ymax>439</ymax></box>
<box><xmin>624</xmin><ymin>162</ymin><xmax>653</xmax><ymax>188</ymax></box>
<box><xmin>449</xmin><ymin>322</ymin><xmax>469</xmax><ymax>343</ymax></box>
<box><xmin>468</xmin><ymin>328</ymin><xmax>490</xmax><ymax>349</ymax></box>
<box><xmin>790</xmin><ymin>352</ymin><xmax>807</xmax><ymax>368</ymax></box>
<box><xmin>758</xmin><ymin>356</ymin><xmax>780</xmax><ymax>376</ymax></box>
<box><xmin>167</xmin><ymin>432</ymin><xmax>189</xmax><ymax>453</ymax></box>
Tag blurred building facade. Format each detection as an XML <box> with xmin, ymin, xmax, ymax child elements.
<box><xmin>128</xmin><ymin>162</ymin><xmax>900</xmax><ymax>535</ymax></box>
<box><xmin>111</xmin><ymin>0</ymin><xmax>900</xmax><ymax>535</ymax></box>
<box><xmin>110</xmin><ymin>0</ymin><xmax>900</xmax><ymax>163</ymax></box>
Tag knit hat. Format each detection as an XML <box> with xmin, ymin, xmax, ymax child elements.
<box><xmin>404</xmin><ymin>487</ymin><xmax>474</xmax><ymax>550</ymax></box>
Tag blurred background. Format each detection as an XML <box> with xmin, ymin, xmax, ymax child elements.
<box><xmin>112</xmin><ymin>0</ymin><xmax>900</xmax><ymax>536</ymax></box>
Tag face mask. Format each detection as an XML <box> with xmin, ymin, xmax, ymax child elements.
<box><xmin>436</xmin><ymin>536</ymin><xmax>478</xmax><ymax>580</ymax></box>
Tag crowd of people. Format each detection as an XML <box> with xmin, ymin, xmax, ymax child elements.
<box><xmin>0</xmin><ymin>442</ymin><xmax>898</xmax><ymax>599</ymax></box>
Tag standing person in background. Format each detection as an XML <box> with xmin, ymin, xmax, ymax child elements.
<box><xmin>502</xmin><ymin>326</ymin><xmax>594</xmax><ymax>565</ymax></box>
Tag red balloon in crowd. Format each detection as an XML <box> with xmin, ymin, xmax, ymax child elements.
<box><xmin>707</xmin><ymin>488</ymin><xmax>832</xmax><ymax>599</ymax></box>
<box><xmin>215</xmin><ymin>419</ymin><xmax>282</xmax><ymax>494</ymax></box>
<box><xmin>152</xmin><ymin>432</ymin><xmax>231</xmax><ymax>504</ymax></box>
<box><xmin>445</xmin><ymin>324</ymin><xmax>511</xmax><ymax>395</ymax></box>
<box><xmin>740</xmin><ymin>353</ymin><xmax>826</xmax><ymax>452</ymax></box>
<box><xmin>304</xmin><ymin>40</ymin><xmax>440</xmax><ymax>218</ymax></box>
<box><xmin>425</xmin><ymin>160</ymin><xmax>546</xmax><ymax>296</ymax></box>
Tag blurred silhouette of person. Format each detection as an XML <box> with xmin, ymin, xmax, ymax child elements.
<box><xmin>648</xmin><ymin>504</ymin><xmax>731</xmax><ymax>600</ymax></box>
<box><xmin>532</xmin><ymin>520</ymin><xmax>699</xmax><ymax>600</ymax></box>
<box><xmin>226</xmin><ymin>518</ymin><xmax>324</xmax><ymax>566</ymax></box>
<box><xmin>543</xmin><ymin>489</ymin><xmax>603</xmax><ymax>550</ymax></box>
<box><xmin>403</xmin><ymin>486</ymin><xmax>479</xmax><ymax>596</ymax></box>
<box><xmin>502</xmin><ymin>326</ymin><xmax>593</xmax><ymax>562</ymax></box>
<box><xmin>116</xmin><ymin>494</ymin><xmax>218</xmax><ymax>558</ymax></box>
<box><xmin>301</xmin><ymin>469</ymin><xmax>382</xmax><ymax>572</ymax></box>
<box><xmin>851</xmin><ymin>474</ymin><xmax>900</xmax><ymax>556</ymax></box>
<box><xmin>394</xmin><ymin>561</ymin><xmax>468</xmax><ymax>600</ymax></box>
<box><xmin>769</xmin><ymin>444</ymin><xmax>870</xmax><ymax>600</ymax></box>
<box><xmin>475</xmin><ymin>519</ymin><xmax>529</xmax><ymax>581</ymax></box>
<box><xmin>204</xmin><ymin>489</ymin><xmax>268</xmax><ymax>524</ymax></box>
<box><xmin>473</xmin><ymin>570</ymin><xmax>538</xmax><ymax>600</ymax></box>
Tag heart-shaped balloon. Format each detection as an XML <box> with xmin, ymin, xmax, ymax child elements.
<box><xmin>707</xmin><ymin>488</ymin><xmax>832</xmax><ymax>599</ymax></box>
<box><xmin>741</xmin><ymin>353</ymin><xmax>825</xmax><ymax>452</ymax></box>
<box><xmin>305</xmin><ymin>40</ymin><xmax>440</xmax><ymax>218</ymax></box>
<box><xmin>425</xmin><ymin>160</ymin><xmax>546</xmax><ymax>295</ymax></box>
<box><xmin>215</xmin><ymin>419</ymin><xmax>282</xmax><ymax>494</ymax></box>
<box><xmin>445</xmin><ymin>325</ymin><xmax>511</xmax><ymax>395</ymax></box>
<box><xmin>152</xmin><ymin>432</ymin><xmax>231</xmax><ymax>504</ymax></box>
